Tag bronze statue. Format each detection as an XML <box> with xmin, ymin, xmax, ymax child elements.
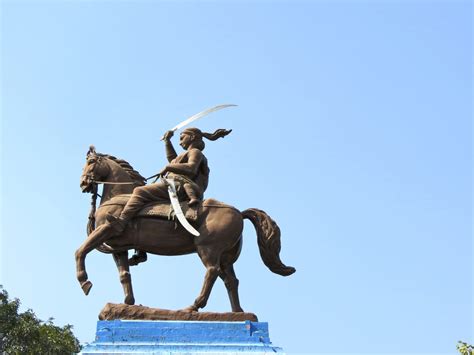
<box><xmin>107</xmin><ymin>127</ymin><xmax>231</xmax><ymax>265</ymax></box>
<box><xmin>76</xmin><ymin>108</ymin><xmax>295</xmax><ymax>313</ymax></box>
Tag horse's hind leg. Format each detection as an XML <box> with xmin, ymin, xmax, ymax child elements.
<box><xmin>113</xmin><ymin>252</ymin><xmax>135</xmax><ymax>305</ymax></box>
<box><xmin>183</xmin><ymin>248</ymin><xmax>220</xmax><ymax>312</ymax></box>
<box><xmin>219</xmin><ymin>264</ymin><xmax>243</xmax><ymax>313</ymax></box>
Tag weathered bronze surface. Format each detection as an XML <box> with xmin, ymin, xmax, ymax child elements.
<box><xmin>76</xmin><ymin>126</ymin><xmax>295</xmax><ymax>314</ymax></box>
<box><xmin>99</xmin><ymin>303</ymin><xmax>258</xmax><ymax>322</ymax></box>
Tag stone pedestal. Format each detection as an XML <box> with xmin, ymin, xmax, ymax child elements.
<box><xmin>81</xmin><ymin>320</ymin><xmax>284</xmax><ymax>354</ymax></box>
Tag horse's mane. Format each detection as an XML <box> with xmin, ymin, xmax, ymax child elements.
<box><xmin>100</xmin><ymin>154</ymin><xmax>147</xmax><ymax>186</ymax></box>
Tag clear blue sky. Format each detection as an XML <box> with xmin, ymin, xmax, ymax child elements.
<box><xmin>1</xmin><ymin>1</ymin><xmax>471</xmax><ymax>354</ymax></box>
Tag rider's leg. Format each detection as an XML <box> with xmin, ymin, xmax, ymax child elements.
<box><xmin>107</xmin><ymin>182</ymin><xmax>169</xmax><ymax>231</ymax></box>
<box><xmin>183</xmin><ymin>183</ymin><xmax>200</xmax><ymax>207</ymax></box>
<box><xmin>107</xmin><ymin>182</ymin><xmax>169</xmax><ymax>266</ymax></box>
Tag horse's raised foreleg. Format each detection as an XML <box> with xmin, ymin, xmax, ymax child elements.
<box><xmin>183</xmin><ymin>248</ymin><xmax>220</xmax><ymax>312</ymax></box>
<box><xmin>219</xmin><ymin>264</ymin><xmax>244</xmax><ymax>313</ymax></box>
<box><xmin>75</xmin><ymin>223</ymin><xmax>116</xmax><ymax>295</ymax></box>
<box><xmin>113</xmin><ymin>251</ymin><xmax>135</xmax><ymax>305</ymax></box>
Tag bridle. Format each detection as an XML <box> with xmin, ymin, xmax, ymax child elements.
<box><xmin>83</xmin><ymin>151</ymin><xmax>157</xmax><ymax>236</ymax></box>
<box><xmin>84</xmin><ymin>154</ymin><xmax>135</xmax><ymax>236</ymax></box>
<box><xmin>85</xmin><ymin>155</ymin><xmax>135</xmax><ymax>186</ymax></box>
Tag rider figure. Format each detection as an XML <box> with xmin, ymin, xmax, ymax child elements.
<box><xmin>106</xmin><ymin>127</ymin><xmax>232</xmax><ymax>265</ymax></box>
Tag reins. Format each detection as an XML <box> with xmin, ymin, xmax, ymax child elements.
<box><xmin>87</xmin><ymin>184</ymin><xmax>98</xmax><ymax>236</ymax></box>
<box><xmin>93</xmin><ymin>181</ymin><xmax>136</xmax><ymax>185</ymax></box>
<box><xmin>86</xmin><ymin>180</ymin><xmax>135</xmax><ymax>236</ymax></box>
<box><xmin>94</xmin><ymin>173</ymin><xmax>158</xmax><ymax>185</ymax></box>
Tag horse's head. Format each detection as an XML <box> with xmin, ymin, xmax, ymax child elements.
<box><xmin>80</xmin><ymin>145</ymin><xmax>110</xmax><ymax>193</ymax></box>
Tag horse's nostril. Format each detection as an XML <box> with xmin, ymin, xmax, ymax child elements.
<box><xmin>80</xmin><ymin>178</ymin><xmax>92</xmax><ymax>192</ymax></box>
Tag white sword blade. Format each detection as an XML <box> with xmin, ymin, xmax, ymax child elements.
<box><xmin>171</xmin><ymin>104</ymin><xmax>237</xmax><ymax>132</ymax></box>
<box><xmin>166</xmin><ymin>179</ymin><xmax>200</xmax><ymax>237</ymax></box>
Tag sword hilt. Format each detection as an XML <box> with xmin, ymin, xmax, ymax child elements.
<box><xmin>160</xmin><ymin>130</ymin><xmax>175</xmax><ymax>141</ymax></box>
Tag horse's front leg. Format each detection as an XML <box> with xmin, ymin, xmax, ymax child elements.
<box><xmin>75</xmin><ymin>223</ymin><xmax>115</xmax><ymax>295</ymax></box>
<box><xmin>113</xmin><ymin>251</ymin><xmax>135</xmax><ymax>305</ymax></box>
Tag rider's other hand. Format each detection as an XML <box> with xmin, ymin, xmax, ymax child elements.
<box><xmin>159</xmin><ymin>167</ymin><xmax>168</xmax><ymax>176</ymax></box>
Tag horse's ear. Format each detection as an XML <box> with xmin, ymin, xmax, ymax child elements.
<box><xmin>87</xmin><ymin>145</ymin><xmax>96</xmax><ymax>156</ymax></box>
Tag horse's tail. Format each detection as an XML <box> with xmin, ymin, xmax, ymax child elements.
<box><xmin>242</xmin><ymin>208</ymin><xmax>296</xmax><ymax>276</ymax></box>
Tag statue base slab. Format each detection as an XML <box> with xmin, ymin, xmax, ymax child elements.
<box><xmin>99</xmin><ymin>303</ymin><xmax>258</xmax><ymax>322</ymax></box>
<box><xmin>80</xmin><ymin>320</ymin><xmax>284</xmax><ymax>354</ymax></box>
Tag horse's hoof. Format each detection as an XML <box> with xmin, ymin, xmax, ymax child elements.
<box><xmin>81</xmin><ymin>280</ymin><xmax>93</xmax><ymax>295</ymax></box>
<box><xmin>129</xmin><ymin>252</ymin><xmax>147</xmax><ymax>266</ymax></box>
<box><xmin>180</xmin><ymin>306</ymin><xmax>198</xmax><ymax>313</ymax></box>
<box><xmin>128</xmin><ymin>257</ymin><xmax>139</xmax><ymax>266</ymax></box>
<box><xmin>124</xmin><ymin>296</ymin><xmax>135</xmax><ymax>305</ymax></box>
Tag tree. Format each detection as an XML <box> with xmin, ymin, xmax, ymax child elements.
<box><xmin>0</xmin><ymin>286</ymin><xmax>81</xmax><ymax>354</ymax></box>
<box><xmin>457</xmin><ymin>341</ymin><xmax>474</xmax><ymax>355</ymax></box>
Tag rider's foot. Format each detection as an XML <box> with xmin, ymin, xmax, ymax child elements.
<box><xmin>129</xmin><ymin>250</ymin><xmax>147</xmax><ymax>266</ymax></box>
<box><xmin>188</xmin><ymin>198</ymin><xmax>200</xmax><ymax>207</ymax></box>
<box><xmin>105</xmin><ymin>213</ymin><xmax>126</xmax><ymax>233</ymax></box>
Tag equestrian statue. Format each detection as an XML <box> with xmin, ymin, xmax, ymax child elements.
<box><xmin>76</xmin><ymin>105</ymin><xmax>295</xmax><ymax>313</ymax></box>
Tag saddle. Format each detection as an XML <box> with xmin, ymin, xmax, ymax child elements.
<box><xmin>100</xmin><ymin>194</ymin><xmax>199</xmax><ymax>222</ymax></box>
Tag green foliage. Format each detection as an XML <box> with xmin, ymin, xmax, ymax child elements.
<box><xmin>0</xmin><ymin>286</ymin><xmax>81</xmax><ymax>354</ymax></box>
<box><xmin>458</xmin><ymin>341</ymin><xmax>474</xmax><ymax>355</ymax></box>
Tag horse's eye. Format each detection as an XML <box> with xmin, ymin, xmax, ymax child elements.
<box><xmin>88</xmin><ymin>159</ymin><xmax>96</xmax><ymax>164</ymax></box>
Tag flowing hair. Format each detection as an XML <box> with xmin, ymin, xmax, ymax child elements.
<box><xmin>182</xmin><ymin>128</ymin><xmax>232</xmax><ymax>151</ymax></box>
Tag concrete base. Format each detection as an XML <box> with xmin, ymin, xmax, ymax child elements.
<box><xmin>81</xmin><ymin>320</ymin><xmax>284</xmax><ymax>354</ymax></box>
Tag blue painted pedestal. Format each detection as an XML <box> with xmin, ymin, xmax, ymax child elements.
<box><xmin>81</xmin><ymin>320</ymin><xmax>284</xmax><ymax>354</ymax></box>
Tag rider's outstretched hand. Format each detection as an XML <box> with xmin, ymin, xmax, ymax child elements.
<box><xmin>162</xmin><ymin>130</ymin><xmax>174</xmax><ymax>141</ymax></box>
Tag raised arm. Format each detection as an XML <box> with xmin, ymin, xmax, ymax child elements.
<box><xmin>163</xmin><ymin>130</ymin><xmax>178</xmax><ymax>162</ymax></box>
<box><xmin>164</xmin><ymin>148</ymin><xmax>203</xmax><ymax>178</ymax></box>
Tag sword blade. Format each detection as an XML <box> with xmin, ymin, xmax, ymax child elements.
<box><xmin>171</xmin><ymin>104</ymin><xmax>237</xmax><ymax>132</ymax></box>
<box><xmin>165</xmin><ymin>179</ymin><xmax>200</xmax><ymax>237</ymax></box>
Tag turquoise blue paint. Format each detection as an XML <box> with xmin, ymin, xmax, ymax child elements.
<box><xmin>81</xmin><ymin>320</ymin><xmax>284</xmax><ymax>354</ymax></box>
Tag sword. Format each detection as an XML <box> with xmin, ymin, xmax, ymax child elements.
<box><xmin>160</xmin><ymin>104</ymin><xmax>237</xmax><ymax>140</ymax></box>
<box><xmin>164</xmin><ymin>178</ymin><xmax>200</xmax><ymax>237</ymax></box>
<box><xmin>146</xmin><ymin>103</ymin><xmax>237</xmax><ymax>182</ymax></box>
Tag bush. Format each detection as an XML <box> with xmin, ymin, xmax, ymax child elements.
<box><xmin>458</xmin><ymin>341</ymin><xmax>474</xmax><ymax>355</ymax></box>
<box><xmin>0</xmin><ymin>286</ymin><xmax>81</xmax><ymax>354</ymax></box>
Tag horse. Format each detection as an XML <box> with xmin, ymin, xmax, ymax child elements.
<box><xmin>76</xmin><ymin>147</ymin><xmax>295</xmax><ymax>312</ymax></box>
